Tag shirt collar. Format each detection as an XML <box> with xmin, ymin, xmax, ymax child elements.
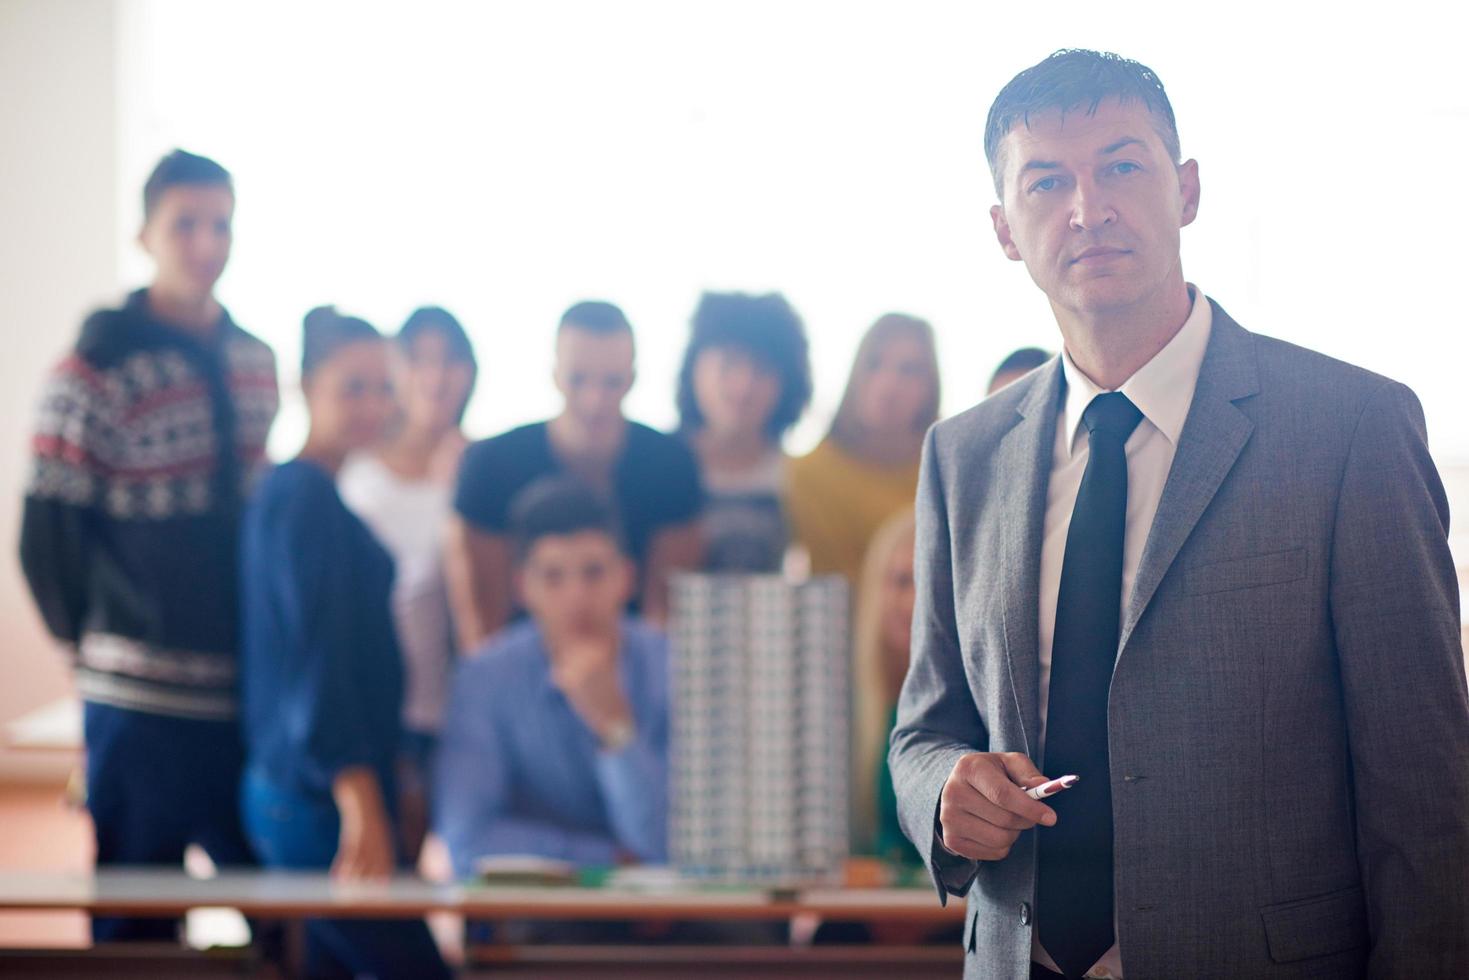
<box><xmin>1058</xmin><ymin>284</ymin><xmax>1213</xmax><ymax>456</ymax></box>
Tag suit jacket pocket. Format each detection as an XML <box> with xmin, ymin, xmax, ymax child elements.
<box><xmin>1259</xmin><ymin>885</ymin><xmax>1368</xmax><ymax>964</ymax></box>
<box><xmin>1182</xmin><ymin>547</ymin><xmax>1306</xmax><ymax>596</ymax></box>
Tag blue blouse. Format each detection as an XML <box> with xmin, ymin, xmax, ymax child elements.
<box><xmin>239</xmin><ymin>460</ymin><xmax>403</xmax><ymax>802</ymax></box>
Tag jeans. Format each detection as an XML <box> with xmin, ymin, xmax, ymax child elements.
<box><xmin>240</xmin><ymin>768</ymin><xmax>450</xmax><ymax>980</ymax></box>
<box><xmin>85</xmin><ymin>701</ymin><xmax>257</xmax><ymax>942</ymax></box>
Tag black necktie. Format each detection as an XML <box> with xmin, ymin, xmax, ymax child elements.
<box><xmin>1036</xmin><ymin>391</ymin><xmax>1144</xmax><ymax>980</ymax></box>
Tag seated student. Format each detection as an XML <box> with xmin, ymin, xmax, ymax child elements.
<box><xmin>446</xmin><ymin>301</ymin><xmax>702</xmax><ymax>647</ymax></box>
<box><xmin>850</xmin><ymin>510</ymin><xmax>919</xmax><ymax>863</ymax></box>
<box><xmin>435</xmin><ymin>477</ymin><xmax>668</xmax><ymax>878</ymax></box>
<box><xmin>340</xmin><ymin>305</ymin><xmax>478</xmax><ymax>862</ymax></box>
<box><xmin>239</xmin><ymin>307</ymin><xmax>449</xmax><ymax>980</ymax></box>
<box><xmin>675</xmin><ymin>291</ymin><xmax>812</xmax><ymax>572</ymax></box>
<box><xmin>786</xmin><ymin>313</ymin><xmax>940</xmax><ymax>587</ymax></box>
<box><xmin>986</xmin><ymin>345</ymin><xmax>1052</xmax><ymax>395</ymax></box>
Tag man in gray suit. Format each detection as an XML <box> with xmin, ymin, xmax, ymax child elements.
<box><xmin>889</xmin><ymin>49</ymin><xmax>1469</xmax><ymax>979</ymax></box>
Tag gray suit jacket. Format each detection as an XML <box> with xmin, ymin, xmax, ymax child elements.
<box><xmin>890</xmin><ymin>302</ymin><xmax>1469</xmax><ymax>979</ymax></box>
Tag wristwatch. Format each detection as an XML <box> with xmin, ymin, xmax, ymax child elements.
<box><xmin>600</xmin><ymin>718</ymin><xmax>636</xmax><ymax>752</ymax></box>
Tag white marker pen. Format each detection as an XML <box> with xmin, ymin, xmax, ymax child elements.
<box><xmin>1025</xmin><ymin>774</ymin><xmax>1080</xmax><ymax>800</ymax></box>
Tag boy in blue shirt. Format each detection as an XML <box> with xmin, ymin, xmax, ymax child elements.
<box><xmin>436</xmin><ymin>477</ymin><xmax>669</xmax><ymax>878</ymax></box>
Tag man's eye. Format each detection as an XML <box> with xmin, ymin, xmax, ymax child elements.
<box><xmin>1112</xmin><ymin>161</ymin><xmax>1141</xmax><ymax>175</ymax></box>
<box><xmin>1030</xmin><ymin>176</ymin><xmax>1061</xmax><ymax>193</ymax></box>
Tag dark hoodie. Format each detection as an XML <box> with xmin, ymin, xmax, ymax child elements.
<box><xmin>20</xmin><ymin>289</ymin><xmax>279</xmax><ymax>720</ymax></box>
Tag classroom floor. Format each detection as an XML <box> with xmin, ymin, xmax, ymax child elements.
<box><xmin>0</xmin><ymin>779</ymin><xmax>91</xmax><ymax>947</ymax></box>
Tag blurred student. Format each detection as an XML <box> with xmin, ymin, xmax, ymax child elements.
<box><xmin>851</xmin><ymin>510</ymin><xmax>920</xmax><ymax>863</ymax></box>
<box><xmin>340</xmin><ymin>305</ymin><xmax>477</xmax><ymax>860</ymax></box>
<box><xmin>447</xmin><ymin>301</ymin><xmax>702</xmax><ymax>646</ymax></box>
<box><xmin>19</xmin><ymin>150</ymin><xmax>278</xmax><ymax>942</ymax></box>
<box><xmin>987</xmin><ymin>345</ymin><xmax>1052</xmax><ymax>395</ymax></box>
<box><xmin>239</xmin><ymin>308</ymin><xmax>449</xmax><ymax>980</ymax></box>
<box><xmin>787</xmin><ymin>313</ymin><xmax>940</xmax><ymax>585</ymax></box>
<box><xmin>675</xmin><ymin>291</ymin><xmax>811</xmax><ymax>572</ymax></box>
<box><xmin>436</xmin><ymin>477</ymin><xmax>668</xmax><ymax>878</ymax></box>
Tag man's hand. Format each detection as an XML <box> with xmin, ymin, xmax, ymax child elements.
<box><xmin>552</xmin><ymin>637</ymin><xmax>634</xmax><ymax>746</ymax></box>
<box><xmin>937</xmin><ymin>752</ymin><xmax>1058</xmax><ymax>862</ymax></box>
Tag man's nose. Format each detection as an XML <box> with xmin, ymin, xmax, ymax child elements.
<box><xmin>1069</xmin><ymin>178</ymin><xmax>1117</xmax><ymax>231</ymax></box>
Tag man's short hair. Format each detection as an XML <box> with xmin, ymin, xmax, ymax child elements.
<box><xmin>984</xmin><ymin>49</ymin><xmax>1180</xmax><ymax>198</ymax></box>
<box><xmin>989</xmin><ymin>346</ymin><xmax>1053</xmax><ymax>387</ymax></box>
<box><xmin>143</xmin><ymin>149</ymin><xmax>233</xmax><ymax>220</ymax></box>
<box><xmin>558</xmin><ymin>300</ymin><xmax>632</xmax><ymax>336</ymax></box>
<box><xmin>508</xmin><ymin>477</ymin><xmax>627</xmax><ymax>563</ymax></box>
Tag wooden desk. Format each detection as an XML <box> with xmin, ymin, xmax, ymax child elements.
<box><xmin>0</xmin><ymin>868</ymin><xmax>962</xmax><ymax>923</ymax></box>
<box><xmin>0</xmin><ymin>869</ymin><xmax>965</xmax><ymax>977</ymax></box>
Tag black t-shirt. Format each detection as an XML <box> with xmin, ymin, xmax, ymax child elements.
<box><xmin>454</xmin><ymin>420</ymin><xmax>704</xmax><ymax>571</ymax></box>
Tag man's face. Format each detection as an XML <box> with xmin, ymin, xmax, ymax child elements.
<box><xmin>989</xmin><ymin>99</ymin><xmax>1199</xmax><ymax>319</ymax></box>
<box><xmin>518</xmin><ymin>531</ymin><xmax>633</xmax><ymax>641</ymax></box>
<box><xmin>553</xmin><ymin>327</ymin><xmax>635</xmax><ymax>442</ymax></box>
<box><xmin>139</xmin><ymin>184</ymin><xmax>235</xmax><ymax>299</ymax></box>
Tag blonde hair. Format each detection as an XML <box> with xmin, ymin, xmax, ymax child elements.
<box><xmin>828</xmin><ymin>313</ymin><xmax>940</xmax><ymax>459</ymax></box>
<box><xmin>850</xmin><ymin>508</ymin><xmax>916</xmax><ymax>853</ymax></box>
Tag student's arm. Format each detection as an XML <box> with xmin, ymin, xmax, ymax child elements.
<box><xmin>591</xmin><ymin>646</ymin><xmax>668</xmax><ymax>863</ymax></box>
<box><xmin>446</xmin><ymin>439</ymin><xmax>518</xmax><ymax>651</ymax></box>
<box><xmin>434</xmin><ymin>659</ymin><xmax>620</xmax><ymax>877</ymax></box>
<box><xmin>641</xmin><ymin>521</ymin><xmax>702</xmax><ymax>626</ymax></box>
<box><xmin>444</xmin><ymin>515</ymin><xmax>514</xmax><ymax>652</ymax></box>
<box><xmin>265</xmin><ymin>484</ymin><xmax>382</xmax><ymax>794</ymax></box>
<box><xmin>330</xmin><ymin>766</ymin><xmax>394</xmax><ymax>881</ymax></box>
<box><xmin>591</xmin><ymin>739</ymin><xmax>667</xmax><ymax>863</ymax></box>
<box><xmin>19</xmin><ymin>357</ymin><xmax>110</xmax><ymax>651</ymax></box>
<box><xmin>640</xmin><ymin>438</ymin><xmax>706</xmax><ymax>624</ymax></box>
<box><xmin>1327</xmin><ymin>380</ymin><xmax>1469</xmax><ymax>977</ymax></box>
<box><xmin>553</xmin><ymin>635</ymin><xmax>669</xmax><ymax>863</ymax></box>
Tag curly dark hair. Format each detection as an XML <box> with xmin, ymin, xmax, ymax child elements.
<box><xmin>675</xmin><ymin>291</ymin><xmax>812</xmax><ymax>442</ymax></box>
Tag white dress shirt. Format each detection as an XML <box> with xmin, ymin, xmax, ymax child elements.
<box><xmin>1032</xmin><ymin>286</ymin><xmax>1213</xmax><ymax>979</ymax></box>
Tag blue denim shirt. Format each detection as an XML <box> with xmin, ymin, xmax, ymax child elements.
<box><xmin>434</xmin><ymin>619</ymin><xmax>669</xmax><ymax>878</ymax></box>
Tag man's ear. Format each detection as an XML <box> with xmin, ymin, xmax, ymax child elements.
<box><xmin>1178</xmin><ymin>158</ymin><xmax>1201</xmax><ymax>228</ymax></box>
<box><xmin>991</xmin><ymin>204</ymin><xmax>1023</xmax><ymax>262</ymax></box>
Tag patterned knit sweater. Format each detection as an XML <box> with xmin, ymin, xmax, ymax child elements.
<box><xmin>20</xmin><ymin>289</ymin><xmax>279</xmax><ymax>721</ymax></box>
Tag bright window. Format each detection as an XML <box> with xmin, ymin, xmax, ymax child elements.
<box><xmin>116</xmin><ymin>0</ymin><xmax>1469</xmax><ymax>462</ymax></box>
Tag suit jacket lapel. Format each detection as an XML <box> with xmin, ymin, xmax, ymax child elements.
<box><xmin>998</xmin><ymin>361</ymin><xmax>1064</xmax><ymax>759</ymax></box>
<box><xmin>1119</xmin><ymin>302</ymin><xmax>1260</xmax><ymax>655</ymax></box>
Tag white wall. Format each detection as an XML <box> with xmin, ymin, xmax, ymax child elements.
<box><xmin>112</xmin><ymin>0</ymin><xmax>1469</xmax><ymax>467</ymax></box>
<box><xmin>0</xmin><ymin>0</ymin><xmax>119</xmax><ymax>779</ymax></box>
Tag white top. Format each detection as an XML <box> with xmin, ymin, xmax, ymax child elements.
<box><xmin>1033</xmin><ymin>286</ymin><xmax>1213</xmax><ymax>979</ymax></box>
<box><xmin>339</xmin><ymin>453</ymin><xmax>455</xmax><ymax>736</ymax></box>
